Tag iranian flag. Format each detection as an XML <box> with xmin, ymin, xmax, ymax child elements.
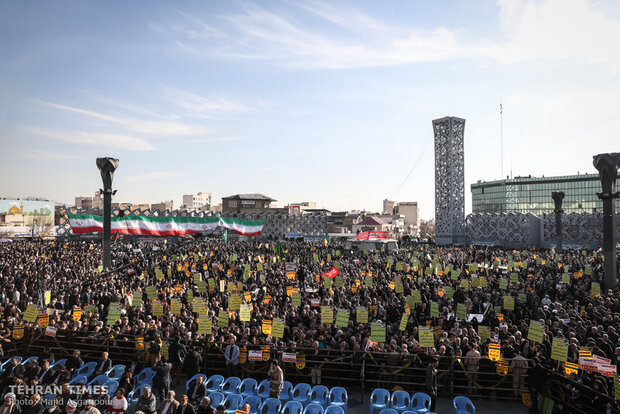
<box><xmin>68</xmin><ymin>214</ymin><xmax>265</xmax><ymax>236</ymax></box>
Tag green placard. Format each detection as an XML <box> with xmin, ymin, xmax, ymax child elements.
<box><xmin>197</xmin><ymin>281</ymin><xmax>207</xmax><ymax>293</ymax></box>
<box><xmin>479</xmin><ymin>277</ymin><xmax>488</xmax><ymax>288</ymax></box>
<box><xmin>84</xmin><ymin>305</ymin><xmax>96</xmax><ymax>315</ymax></box>
<box><xmin>365</xmin><ymin>276</ymin><xmax>373</xmax><ymax>287</ymax></box>
<box><xmin>23</xmin><ymin>304</ymin><xmax>39</xmax><ymax>323</ymax></box>
<box><xmin>291</xmin><ymin>291</ymin><xmax>301</xmax><ymax>307</ymax></box>
<box><xmin>325</xmin><ymin>278</ymin><xmax>332</xmax><ymax>289</ymax></box>
<box><xmin>313</xmin><ymin>253</ymin><xmax>319</xmax><ymax>262</ymax></box>
<box><xmin>396</xmin><ymin>262</ymin><xmax>403</xmax><ymax>271</ymax></box>
<box><xmin>356</xmin><ymin>307</ymin><xmax>368</xmax><ymax>323</ymax></box>
<box><xmin>592</xmin><ymin>282</ymin><xmax>601</xmax><ymax>296</ymax></box>
<box><xmin>518</xmin><ymin>293</ymin><xmax>527</xmax><ymax>303</ymax></box>
<box><xmin>336</xmin><ymin>309</ymin><xmax>349</xmax><ymax>328</ymax></box>
<box><xmin>321</xmin><ymin>306</ymin><xmax>334</xmax><ymax>324</ymax></box>
<box><xmin>561</xmin><ymin>274</ymin><xmax>570</xmax><ymax>284</ymax></box>
<box><xmin>198</xmin><ymin>316</ymin><xmax>211</xmax><ymax>335</ymax></box>
<box><xmin>187</xmin><ymin>290</ymin><xmax>194</xmax><ymax>303</ymax></box>
<box><xmin>418</xmin><ymin>326</ymin><xmax>434</xmax><ymax>347</ymax></box>
<box><xmin>499</xmin><ymin>279</ymin><xmax>508</xmax><ymax>290</ymax></box>
<box><xmin>271</xmin><ymin>318</ymin><xmax>284</xmax><ymax>338</ymax></box>
<box><xmin>193</xmin><ymin>273</ymin><xmax>201</xmax><ymax>283</ymax></box>
<box><xmin>155</xmin><ymin>269</ymin><xmax>164</xmax><ymax>281</ymax></box>
<box><xmin>334</xmin><ymin>275</ymin><xmax>343</xmax><ymax>288</ymax></box>
<box><xmin>584</xmin><ymin>266</ymin><xmax>592</xmax><ymax>275</ymax></box>
<box><xmin>394</xmin><ymin>281</ymin><xmax>404</xmax><ymax>294</ymax></box>
<box><xmin>152</xmin><ymin>301</ymin><xmax>163</xmax><ymax>317</ymax></box>
<box><xmin>399</xmin><ymin>313</ymin><xmax>408</xmax><ymax>331</ymax></box>
<box><xmin>456</xmin><ymin>303</ymin><xmax>467</xmax><ymax>320</ymax></box>
<box><xmin>445</xmin><ymin>287</ymin><xmax>454</xmax><ymax>299</ymax></box>
<box><xmin>510</xmin><ymin>273</ymin><xmax>518</xmax><ymax>283</ymax></box>
<box><xmin>460</xmin><ymin>279</ymin><xmax>469</xmax><ymax>289</ymax></box>
<box><xmin>239</xmin><ymin>304</ymin><xmax>251</xmax><ymax>322</ymax></box>
<box><xmin>551</xmin><ymin>338</ymin><xmax>568</xmax><ymax>362</ymax></box>
<box><xmin>217</xmin><ymin>309</ymin><xmax>229</xmax><ymax>328</ymax></box>
<box><xmin>430</xmin><ymin>302</ymin><xmax>439</xmax><ymax>318</ymax></box>
<box><xmin>371</xmin><ymin>322</ymin><xmax>386</xmax><ymax>343</ymax></box>
<box><xmin>334</xmin><ymin>261</ymin><xmax>340</xmax><ymax>270</ymax></box>
<box><xmin>528</xmin><ymin>320</ymin><xmax>544</xmax><ymax>343</ymax></box>
<box><xmin>478</xmin><ymin>326</ymin><xmax>491</xmax><ymax>342</ymax></box>
<box><xmin>257</xmin><ymin>263</ymin><xmax>264</xmax><ymax>271</ymax></box>
<box><xmin>229</xmin><ymin>294</ymin><xmax>242</xmax><ymax>311</ymax></box>
<box><xmin>208</xmin><ymin>278</ymin><xmax>215</xmax><ymax>290</ymax></box>
<box><xmin>503</xmin><ymin>296</ymin><xmax>515</xmax><ymax>311</ymax></box>
<box><xmin>412</xmin><ymin>290</ymin><xmax>422</xmax><ymax>304</ymax></box>
<box><xmin>147</xmin><ymin>286</ymin><xmax>157</xmax><ymax>299</ymax></box>
<box><xmin>170</xmin><ymin>299</ymin><xmax>181</xmax><ymax>315</ymax></box>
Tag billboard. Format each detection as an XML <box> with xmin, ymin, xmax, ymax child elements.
<box><xmin>0</xmin><ymin>200</ymin><xmax>55</xmax><ymax>226</ymax></box>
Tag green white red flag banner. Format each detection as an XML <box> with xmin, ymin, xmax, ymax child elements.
<box><xmin>67</xmin><ymin>214</ymin><xmax>265</xmax><ymax>236</ymax></box>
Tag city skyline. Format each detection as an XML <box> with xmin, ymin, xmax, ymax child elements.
<box><xmin>1</xmin><ymin>0</ymin><xmax>619</xmax><ymax>219</ymax></box>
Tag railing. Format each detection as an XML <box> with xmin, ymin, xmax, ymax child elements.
<box><xmin>8</xmin><ymin>330</ymin><xmax>527</xmax><ymax>402</ymax></box>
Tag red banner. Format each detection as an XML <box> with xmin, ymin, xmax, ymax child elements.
<box><xmin>322</xmin><ymin>267</ymin><xmax>340</xmax><ymax>279</ymax></box>
<box><xmin>356</xmin><ymin>231</ymin><xmax>390</xmax><ymax>240</ymax></box>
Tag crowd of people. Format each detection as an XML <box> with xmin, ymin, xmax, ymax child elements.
<box><xmin>0</xmin><ymin>237</ymin><xmax>619</xmax><ymax>413</ymax></box>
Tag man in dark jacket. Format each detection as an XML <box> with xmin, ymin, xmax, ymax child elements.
<box><xmin>37</xmin><ymin>360</ymin><xmax>55</xmax><ymax>385</ymax></box>
<box><xmin>176</xmin><ymin>395</ymin><xmax>194</xmax><ymax>414</ymax></box>
<box><xmin>187</xmin><ymin>375</ymin><xmax>207</xmax><ymax>406</ymax></box>
<box><xmin>24</xmin><ymin>360</ymin><xmax>42</xmax><ymax>382</ymax></box>
<box><xmin>1</xmin><ymin>358</ymin><xmax>24</xmax><ymax>381</ymax></box>
<box><xmin>183</xmin><ymin>347</ymin><xmax>202</xmax><ymax>379</ymax></box>
<box><xmin>65</xmin><ymin>351</ymin><xmax>83</xmax><ymax>376</ymax></box>
<box><xmin>168</xmin><ymin>339</ymin><xmax>186</xmax><ymax>387</ymax></box>
<box><xmin>93</xmin><ymin>352</ymin><xmax>112</xmax><ymax>379</ymax></box>
<box><xmin>528</xmin><ymin>357</ymin><xmax>545</xmax><ymax>414</ymax></box>
<box><xmin>135</xmin><ymin>387</ymin><xmax>157</xmax><ymax>414</ymax></box>
<box><xmin>425</xmin><ymin>357</ymin><xmax>439</xmax><ymax>412</ymax></box>
<box><xmin>153</xmin><ymin>357</ymin><xmax>172</xmax><ymax>401</ymax></box>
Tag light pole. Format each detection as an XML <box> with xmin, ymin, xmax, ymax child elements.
<box><xmin>593</xmin><ymin>153</ymin><xmax>620</xmax><ymax>290</ymax></box>
<box><xmin>552</xmin><ymin>191</ymin><xmax>565</xmax><ymax>251</ymax></box>
<box><xmin>96</xmin><ymin>157</ymin><xmax>119</xmax><ymax>269</ymax></box>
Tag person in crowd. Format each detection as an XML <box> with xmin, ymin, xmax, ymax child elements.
<box><xmin>107</xmin><ymin>388</ymin><xmax>128</xmax><ymax>414</ymax></box>
<box><xmin>175</xmin><ymin>395</ymin><xmax>193</xmax><ymax>414</ymax></box>
<box><xmin>224</xmin><ymin>338</ymin><xmax>239</xmax><ymax>378</ymax></box>
<box><xmin>156</xmin><ymin>391</ymin><xmax>178</xmax><ymax>414</ymax></box>
<box><xmin>528</xmin><ymin>357</ymin><xmax>544</xmax><ymax>414</ymax></box>
<box><xmin>80</xmin><ymin>400</ymin><xmax>100</xmax><ymax>414</ymax></box>
<box><xmin>268</xmin><ymin>360</ymin><xmax>283</xmax><ymax>398</ymax></box>
<box><xmin>425</xmin><ymin>357</ymin><xmax>438</xmax><ymax>412</ymax></box>
<box><xmin>25</xmin><ymin>394</ymin><xmax>44</xmax><ymax>414</ymax></box>
<box><xmin>93</xmin><ymin>352</ymin><xmax>112</xmax><ymax>379</ymax></box>
<box><xmin>117</xmin><ymin>370</ymin><xmax>135</xmax><ymax>395</ymax></box>
<box><xmin>153</xmin><ymin>357</ymin><xmax>172</xmax><ymax>402</ymax></box>
<box><xmin>0</xmin><ymin>393</ymin><xmax>19</xmax><ymax>414</ymax></box>
<box><xmin>183</xmin><ymin>348</ymin><xmax>202</xmax><ymax>380</ymax></box>
<box><xmin>187</xmin><ymin>375</ymin><xmax>206</xmax><ymax>406</ymax></box>
<box><xmin>63</xmin><ymin>400</ymin><xmax>78</xmax><ymax>414</ymax></box>
<box><xmin>195</xmin><ymin>397</ymin><xmax>214</xmax><ymax>414</ymax></box>
<box><xmin>37</xmin><ymin>360</ymin><xmax>55</xmax><ymax>385</ymax></box>
<box><xmin>134</xmin><ymin>387</ymin><xmax>156</xmax><ymax>414</ymax></box>
<box><xmin>511</xmin><ymin>349</ymin><xmax>528</xmax><ymax>398</ymax></box>
<box><xmin>168</xmin><ymin>338</ymin><xmax>186</xmax><ymax>388</ymax></box>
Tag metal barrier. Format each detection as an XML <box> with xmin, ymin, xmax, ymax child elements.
<box><xmin>8</xmin><ymin>329</ymin><xmax>529</xmax><ymax>403</ymax></box>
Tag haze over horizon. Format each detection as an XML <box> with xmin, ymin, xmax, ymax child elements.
<box><xmin>1</xmin><ymin>0</ymin><xmax>619</xmax><ymax>219</ymax></box>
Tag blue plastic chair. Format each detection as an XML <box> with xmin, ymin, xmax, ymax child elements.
<box><xmin>223</xmin><ymin>394</ymin><xmax>243</xmax><ymax>414</ymax></box>
<box><xmin>329</xmin><ymin>387</ymin><xmax>348</xmax><ymax>414</ymax></box>
<box><xmin>51</xmin><ymin>359</ymin><xmax>67</xmax><ymax>370</ymax></box>
<box><xmin>257</xmin><ymin>379</ymin><xmax>270</xmax><ymax>400</ymax></box>
<box><xmin>89</xmin><ymin>374</ymin><xmax>110</xmax><ymax>386</ymax></box>
<box><xmin>21</xmin><ymin>356</ymin><xmax>39</xmax><ymax>365</ymax></box>
<box><xmin>207</xmin><ymin>375</ymin><xmax>225</xmax><ymax>393</ymax></box>
<box><xmin>280</xmin><ymin>381</ymin><xmax>293</xmax><ymax>402</ymax></box>
<box><xmin>401</xmin><ymin>411</ymin><xmax>416</xmax><ymax>414</ymax></box>
<box><xmin>302</xmin><ymin>403</ymin><xmax>324</xmax><ymax>414</ymax></box>
<box><xmin>106</xmin><ymin>364</ymin><xmax>125</xmax><ymax>380</ymax></box>
<box><xmin>76</xmin><ymin>361</ymin><xmax>97</xmax><ymax>378</ymax></box>
<box><xmin>379</xmin><ymin>410</ymin><xmax>398</xmax><ymax>414</ymax></box>
<box><xmin>281</xmin><ymin>401</ymin><xmax>303</xmax><ymax>414</ymax></box>
<box><xmin>135</xmin><ymin>367</ymin><xmax>156</xmax><ymax>386</ymax></box>
<box><xmin>324</xmin><ymin>407</ymin><xmax>344</xmax><ymax>414</ymax></box>
<box><xmin>453</xmin><ymin>396</ymin><xmax>475</xmax><ymax>414</ymax></box>
<box><xmin>260</xmin><ymin>398</ymin><xmax>281</xmax><ymax>414</ymax></box>
<box><xmin>208</xmin><ymin>392</ymin><xmax>225</xmax><ymax>408</ymax></box>
<box><xmin>239</xmin><ymin>378</ymin><xmax>258</xmax><ymax>398</ymax></box>
<box><xmin>370</xmin><ymin>389</ymin><xmax>390</xmax><ymax>414</ymax></box>
<box><xmin>105</xmin><ymin>379</ymin><xmax>119</xmax><ymax>396</ymax></box>
<box><xmin>186</xmin><ymin>373</ymin><xmax>207</xmax><ymax>394</ymax></box>
<box><xmin>221</xmin><ymin>377</ymin><xmax>242</xmax><ymax>396</ymax></box>
<box><xmin>309</xmin><ymin>386</ymin><xmax>329</xmax><ymax>407</ymax></box>
<box><xmin>390</xmin><ymin>391</ymin><xmax>411</xmax><ymax>413</ymax></box>
<box><xmin>292</xmin><ymin>383</ymin><xmax>312</xmax><ymax>405</ymax></box>
<box><xmin>242</xmin><ymin>395</ymin><xmax>262</xmax><ymax>414</ymax></box>
<box><xmin>69</xmin><ymin>375</ymin><xmax>88</xmax><ymax>385</ymax></box>
<box><xmin>410</xmin><ymin>393</ymin><xmax>430</xmax><ymax>414</ymax></box>
<box><xmin>41</xmin><ymin>394</ymin><xmax>56</xmax><ymax>408</ymax></box>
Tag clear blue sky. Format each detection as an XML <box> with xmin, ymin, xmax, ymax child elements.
<box><xmin>1</xmin><ymin>0</ymin><xmax>619</xmax><ymax>218</ymax></box>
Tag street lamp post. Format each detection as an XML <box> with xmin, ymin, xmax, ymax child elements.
<box><xmin>96</xmin><ymin>157</ymin><xmax>119</xmax><ymax>269</ymax></box>
<box><xmin>593</xmin><ymin>153</ymin><xmax>620</xmax><ymax>290</ymax></box>
<box><xmin>552</xmin><ymin>191</ymin><xmax>565</xmax><ymax>252</ymax></box>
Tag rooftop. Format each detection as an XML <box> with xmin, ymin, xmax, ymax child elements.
<box><xmin>223</xmin><ymin>193</ymin><xmax>276</xmax><ymax>201</ymax></box>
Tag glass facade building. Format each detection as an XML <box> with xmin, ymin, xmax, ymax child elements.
<box><xmin>471</xmin><ymin>173</ymin><xmax>620</xmax><ymax>216</ymax></box>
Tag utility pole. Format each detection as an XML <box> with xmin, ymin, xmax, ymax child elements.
<box><xmin>96</xmin><ymin>157</ymin><xmax>119</xmax><ymax>269</ymax></box>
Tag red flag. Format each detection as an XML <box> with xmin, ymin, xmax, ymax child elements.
<box><xmin>322</xmin><ymin>267</ymin><xmax>340</xmax><ymax>279</ymax></box>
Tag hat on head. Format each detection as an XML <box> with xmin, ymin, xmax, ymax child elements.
<box><xmin>4</xmin><ymin>393</ymin><xmax>16</xmax><ymax>402</ymax></box>
<box><xmin>66</xmin><ymin>400</ymin><xmax>77</xmax><ymax>409</ymax></box>
<box><xmin>85</xmin><ymin>400</ymin><xmax>96</xmax><ymax>406</ymax></box>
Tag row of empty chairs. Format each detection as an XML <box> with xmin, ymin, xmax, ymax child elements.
<box><xmin>185</xmin><ymin>374</ymin><xmax>347</xmax><ymax>414</ymax></box>
<box><xmin>371</xmin><ymin>389</ymin><xmax>475</xmax><ymax>414</ymax></box>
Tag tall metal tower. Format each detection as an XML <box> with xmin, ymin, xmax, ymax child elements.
<box><xmin>433</xmin><ymin>116</ymin><xmax>466</xmax><ymax>245</ymax></box>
